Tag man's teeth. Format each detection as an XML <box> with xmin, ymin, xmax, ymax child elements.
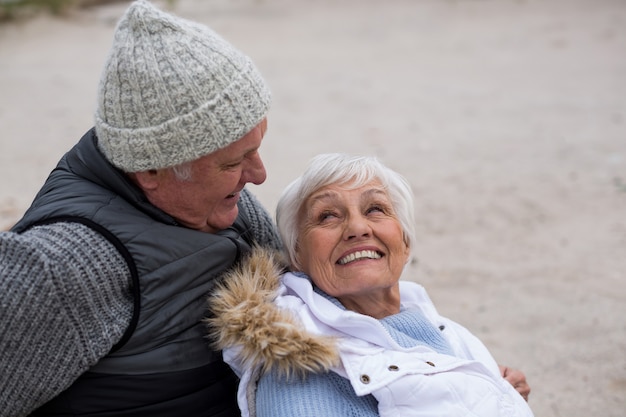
<box><xmin>338</xmin><ymin>250</ymin><xmax>381</xmax><ymax>265</ymax></box>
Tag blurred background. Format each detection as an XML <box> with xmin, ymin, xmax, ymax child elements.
<box><xmin>1</xmin><ymin>0</ymin><xmax>625</xmax><ymax>416</ymax></box>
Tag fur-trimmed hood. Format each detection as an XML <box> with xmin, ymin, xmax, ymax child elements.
<box><xmin>207</xmin><ymin>246</ymin><xmax>340</xmax><ymax>378</ymax></box>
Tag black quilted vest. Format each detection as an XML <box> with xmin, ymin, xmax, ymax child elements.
<box><xmin>13</xmin><ymin>129</ymin><xmax>251</xmax><ymax>416</ymax></box>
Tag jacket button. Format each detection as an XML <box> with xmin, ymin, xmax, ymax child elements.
<box><xmin>360</xmin><ymin>374</ymin><xmax>371</xmax><ymax>384</ymax></box>
<box><xmin>426</xmin><ymin>361</ymin><xmax>435</xmax><ymax>367</ymax></box>
<box><xmin>388</xmin><ymin>365</ymin><xmax>399</xmax><ymax>372</ymax></box>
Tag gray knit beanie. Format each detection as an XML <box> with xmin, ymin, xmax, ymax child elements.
<box><xmin>95</xmin><ymin>0</ymin><xmax>271</xmax><ymax>172</ymax></box>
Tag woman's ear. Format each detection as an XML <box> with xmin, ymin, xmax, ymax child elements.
<box><xmin>402</xmin><ymin>234</ymin><xmax>412</xmax><ymax>264</ymax></box>
<box><xmin>291</xmin><ymin>243</ymin><xmax>302</xmax><ymax>271</ymax></box>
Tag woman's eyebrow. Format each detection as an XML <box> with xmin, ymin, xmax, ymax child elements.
<box><xmin>310</xmin><ymin>187</ymin><xmax>387</xmax><ymax>203</ymax></box>
<box><xmin>308</xmin><ymin>190</ymin><xmax>340</xmax><ymax>205</ymax></box>
<box><xmin>360</xmin><ymin>187</ymin><xmax>388</xmax><ymax>200</ymax></box>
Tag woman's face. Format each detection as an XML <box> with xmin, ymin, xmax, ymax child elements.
<box><xmin>296</xmin><ymin>179</ymin><xmax>410</xmax><ymax>317</ymax></box>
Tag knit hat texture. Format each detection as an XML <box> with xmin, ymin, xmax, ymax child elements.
<box><xmin>95</xmin><ymin>0</ymin><xmax>271</xmax><ymax>172</ymax></box>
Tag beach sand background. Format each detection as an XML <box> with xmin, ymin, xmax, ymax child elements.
<box><xmin>1</xmin><ymin>0</ymin><xmax>625</xmax><ymax>416</ymax></box>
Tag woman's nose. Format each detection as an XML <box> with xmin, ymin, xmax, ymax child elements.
<box><xmin>343</xmin><ymin>214</ymin><xmax>371</xmax><ymax>240</ymax></box>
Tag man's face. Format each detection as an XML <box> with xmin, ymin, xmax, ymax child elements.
<box><xmin>141</xmin><ymin>119</ymin><xmax>268</xmax><ymax>232</ymax></box>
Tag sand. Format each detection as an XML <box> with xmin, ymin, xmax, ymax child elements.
<box><xmin>1</xmin><ymin>0</ymin><xmax>625</xmax><ymax>415</ymax></box>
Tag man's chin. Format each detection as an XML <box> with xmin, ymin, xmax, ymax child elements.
<box><xmin>208</xmin><ymin>206</ymin><xmax>240</xmax><ymax>233</ymax></box>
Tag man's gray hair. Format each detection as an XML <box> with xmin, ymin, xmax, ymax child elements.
<box><xmin>171</xmin><ymin>162</ymin><xmax>193</xmax><ymax>181</ymax></box>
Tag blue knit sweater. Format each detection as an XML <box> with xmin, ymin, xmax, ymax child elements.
<box><xmin>255</xmin><ymin>293</ymin><xmax>453</xmax><ymax>417</ymax></box>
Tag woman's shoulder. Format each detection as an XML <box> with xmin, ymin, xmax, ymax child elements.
<box><xmin>256</xmin><ymin>368</ymin><xmax>378</xmax><ymax>417</ymax></box>
<box><xmin>209</xmin><ymin>248</ymin><xmax>339</xmax><ymax>379</ymax></box>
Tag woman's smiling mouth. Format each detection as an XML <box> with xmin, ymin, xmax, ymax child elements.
<box><xmin>337</xmin><ymin>250</ymin><xmax>382</xmax><ymax>265</ymax></box>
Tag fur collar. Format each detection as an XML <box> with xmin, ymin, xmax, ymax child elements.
<box><xmin>207</xmin><ymin>246</ymin><xmax>340</xmax><ymax>378</ymax></box>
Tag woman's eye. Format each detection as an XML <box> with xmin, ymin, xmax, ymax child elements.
<box><xmin>366</xmin><ymin>205</ymin><xmax>385</xmax><ymax>214</ymax></box>
<box><xmin>318</xmin><ymin>211</ymin><xmax>337</xmax><ymax>222</ymax></box>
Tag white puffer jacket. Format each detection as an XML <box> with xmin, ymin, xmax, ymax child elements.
<box><xmin>209</xmin><ymin>247</ymin><xmax>534</xmax><ymax>417</ymax></box>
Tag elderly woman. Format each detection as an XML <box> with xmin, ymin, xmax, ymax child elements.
<box><xmin>209</xmin><ymin>153</ymin><xmax>534</xmax><ymax>417</ymax></box>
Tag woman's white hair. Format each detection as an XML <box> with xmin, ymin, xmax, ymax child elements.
<box><xmin>276</xmin><ymin>153</ymin><xmax>416</xmax><ymax>269</ymax></box>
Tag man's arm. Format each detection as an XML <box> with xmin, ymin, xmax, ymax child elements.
<box><xmin>0</xmin><ymin>223</ymin><xmax>133</xmax><ymax>416</ymax></box>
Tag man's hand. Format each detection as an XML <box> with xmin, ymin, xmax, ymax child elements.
<box><xmin>499</xmin><ymin>365</ymin><xmax>530</xmax><ymax>401</ymax></box>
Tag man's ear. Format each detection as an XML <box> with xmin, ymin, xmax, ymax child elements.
<box><xmin>129</xmin><ymin>170</ymin><xmax>160</xmax><ymax>191</ymax></box>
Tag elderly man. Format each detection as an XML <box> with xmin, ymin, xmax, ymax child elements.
<box><xmin>0</xmin><ymin>1</ymin><xmax>279</xmax><ymax>416</ymax></box>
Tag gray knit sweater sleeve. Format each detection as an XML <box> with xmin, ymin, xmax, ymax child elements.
<box><xmin>0</xmin><ymin>222</ymin><xmax>133</xmax><ymax>417</ymax></box>
<box><xmin>240</xmin><ymin>188</ymin><xmax>283</xmax><ymax>251</ymax></box>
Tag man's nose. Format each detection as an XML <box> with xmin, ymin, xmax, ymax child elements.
<box><xmin>242</xmin><ymin>153</ymin><xmax>267</xmax><ymax>185</ymax></box>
